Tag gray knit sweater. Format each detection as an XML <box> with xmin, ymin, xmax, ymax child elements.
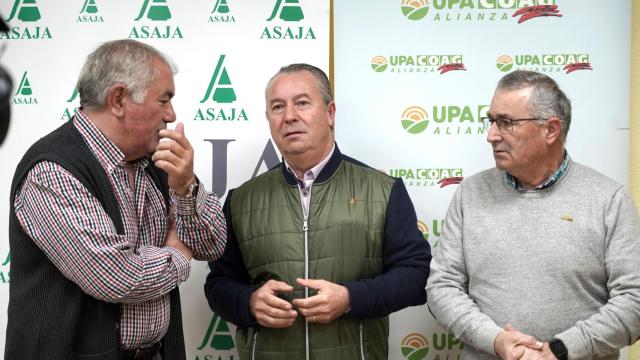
<box><xmin>426</xmin><ymin>159</ymin><xmax>640</xmax><ymax>360</ymax></box>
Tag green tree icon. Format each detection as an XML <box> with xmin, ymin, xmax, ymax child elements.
<box><xmin>135</xmin><ymin>0</ymin><xmax>171</xmax><ymax>21</ymax></box>
<box><xmin>267</xmin><ymin>0</ymin><xmax>304</xmax><ymax>21</ymax></box>
<box><xmin>7</xmin><ymin>0</ymin><xmax>41</xmax><ymax>22</ymax></box>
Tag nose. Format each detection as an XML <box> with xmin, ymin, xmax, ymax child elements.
<box><xmin>165</xmin><ymin>101</ymin><xmax>176</xmax><ymax>123</ymax></box>
<box><xmin>283</xmin><ymin>103</ymin><xmax>297</xmax><ymax>123</ymax></box>
<box><xmin>486</xmin><ymin>121</ymin><xmax>501</xmax><ymax>144</ymax></box>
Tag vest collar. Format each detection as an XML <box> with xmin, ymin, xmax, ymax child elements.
<box><xmin>281</xmin><ymin>143</ymin><xmax>343</xmax><ymax>186</ymax></box>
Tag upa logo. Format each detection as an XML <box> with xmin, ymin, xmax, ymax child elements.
<box><xmin>398</xmin><ymin>0</ymin><xmax>559</xmax><ymax>23</ymax></box>
<box><xmin>2</xmin><ymin>0</ymin><xmax>53</xmax><ymax>40</ymax></box>
<box><xmin>401</xmin><ymin>333</ymin><xmax>429</xmax><ymax>360</ymax></box>
<box><xmin>210</xmin><ymin>0</ymin><xmax>236</xmax><ymax>23</ymax></box>
<box><xmin>371</xmin><ymin>56</ymin><xmax>389</xmax><ymax>73</ymax></box>
<box><xmin>496</xmin><ymin>55</ymin><xmax>514</xmax><ymax>72</ymax></box>
<box><xmin>195</xmin><ymin>313</ymin><xmax>237</xmax><ymax>360</ymax></box>
<box><xmin>78</xmin><ymin>0</ymin><xmax>104</xmax><ymax>23</ymax></box>
<box><xmin>401</xmin><ymin>106</ymin><xmax>429</xmax><ymax>134</ymax></box>
<box><xmin>498</xmin><ymin>53</ymin><xmax>592</xmax><ymax>74</ymax></box>
<box><xmin>130</xmin><ymin>0</ymin><xmax>184</xmax><ymax>39</ymax></box>
<box><xmin>262</xmin><ymin>0</ymin><xmax>316</xmax><ymax>40</ymax></box>
<box><xmin>401</xmin><ymin>332</ymin><xmax>464</xmax><ymax>360</ymax></box>
<box><xmin>418</xmin><ymin>219</ymin><xmax>445</xmax><ymax>247</ymax></box>
<box><xmin>61</xmin><ymin>87</ymin><xmax>80</xmax><ymax>121</ymax></box>
<box><xmin>13</xmin><ymin>71</ymin><xmax>38</xmax><ymax>105</ymax></box>
<box><xmin>400</xmin><ymin>104</ymin><xmax>488</xmax><ymax>136</ymax></box>
<box><xmin>390</xmin><ymin>167</ymin><xmax>462</xmax><ymax>188</ymax></box>
<box><xmin>1</xmin><ymin>251</ymin><xmax>10</xmax><ymax>284</ymax></box>
<box><xmin>381</xmin><ymin>54</ymin><xmax>464</xmax><ymax>74</ymax></box>
<box><xmin>401</xmin><ymin>0</ymin><xmax>429</xmax><ymax>20</ymax></box>
<box><xmin>195</xmin><ymin>55</ymin><xmax>249</xmax><ymax>122</ymax></box>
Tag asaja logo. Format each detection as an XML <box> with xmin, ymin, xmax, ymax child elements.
<box><xmin>390</xmin><ymin>167</ymin><xmax>462</xmax><ymax>188</ymax></box>
<box><xmin>401</xmin><ymin>333</ymin><xmax>429</xmax><ymax>360</ymax></box>
<box><xmin>61</xmin><ymin>87</ymin><xmax>79</xmax><ymax>121</ymax></box>
<box><xmin>399</xmin><ymin>0</ymin><xmax>560</xmax><ymax>23</ymax></box>
<box><xmin>210</xmin><ymin>0</ymin><xmax>236</xmax><ymax>23</ymax></box>
<box><xmin>2</xmin><ymin>0</ymin><xmax>53</xmax><ymax>40</ymax></box>
<box><xmin>400</xmin><ymin>104</ymin><xmax>488</xmax><ymax>136</ymax></box>
<box><xmin>129</xmin><ymin>0</ymin><xmax>183</xmax><ymax>39</ymax></box>
<box><xmin>195</xmin><ymin>313</ymin><xmax>236</xmax><ymax>360</ymax></box>
<box><xmin>261</xmin><ymin>0</ymin><xmax>316</xmax><ymax>40</ymax></box>
<box><xmin>195</xmin><ymin>55</ymin><xmax>248</xmax><ymax>121</ymax></box>
<box><xmin>371</xmin><ymin>56</ymin><xmax>389</xmax><ymax>73</ymax></box>
<box><xmin>13</xmin><ymin>71</ymin><xmax>38</xmax><ymax>105</ymax></box>
<box><xmin>496</xmin><ymin>55</ymin><xmax>514</xmax><ymax>72</ymax></box>
<box><xmin>497</xmin><ymin>53</ymin><xmax>592</xmax><ymax>74</ymax></box>
<box><xmin>401</xmin><ymin>106</ymin><xmax>429</xmax><ymax>134</ymax></box>
<box><xmin>0</xmin><ymin>251</ymin><xmax>9</xmax><ymax>284</ymax></box>
<box><xmin>78</xmin><ymin>0</ymin><xmax>104</xmax><ymax>23</ymax></box>
<box><xmin>375</xmin><ymin>54</ymin><xmax>464</xmax><ymax>74</ymax></box>
<box><xmin>401</xmin><ymin>0</ymin><xmax>429</xmax><ymax>21</ymax></box>
<box><xmin>401</xmin><ymin>332</ymin><xmax>464</xmax><ymax>360</ymax></box>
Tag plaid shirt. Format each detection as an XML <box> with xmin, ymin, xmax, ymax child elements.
<box><xmin>14</xmin><ymin>111</ymin><xmax>226</xmax><ymax>349</ymax></box>
<box><xmin>505</xmin><ymin>150</ymin><xmax>570</xmax><ymax>191</ymax></box>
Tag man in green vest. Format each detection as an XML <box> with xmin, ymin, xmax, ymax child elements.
<box><xmin>205</xmin><ymin>63</ymin><xmax>431</xmax><ymax>359</ymax></box>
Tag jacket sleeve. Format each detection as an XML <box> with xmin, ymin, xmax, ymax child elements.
<box><xmin>425</xmin><ymin>184</ymin><xmax>503</xmax><ymax>355</ymax></box>
<box><xmin>343</xmin><ymin>178</ymin><xmax>431</xmax><ymax>318</ymax></box>
<box><xmin>204</xmin><ymin>189</ymin><xmax>259</xmax><ymax>328</ymax></box>
<box><xmin>554</xmin><ymin>188</ymin><xmax>640</xmax><ymax>359</ymax></box>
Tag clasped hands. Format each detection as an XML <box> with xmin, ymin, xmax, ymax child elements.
<box><xmin>494</xmin><ymin>325</ymin><xmax>557</xmax><ymax>360</ymax></box>
<box><xmin>249</xmin><ymin>278</ymin><xmax>350</xmax><ymax>328</ymax></box>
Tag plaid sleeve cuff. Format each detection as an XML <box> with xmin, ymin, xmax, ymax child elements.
<box><xmin>165</xmin><ymin>247</ymin><xmax>191</xmax><ymax>283</ymax></box>
<box><xmin>172</xmin><ymin>179</ymin><xmax>205</xmax><ymax>216</ymax></box>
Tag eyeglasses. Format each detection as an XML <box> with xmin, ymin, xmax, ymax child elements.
<box><xmin>481</xmin><ymin>115</ymin><xmax>543</xmax><ymax>133</ymax></box>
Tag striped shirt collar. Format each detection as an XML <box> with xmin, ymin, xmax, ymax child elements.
<box><xmin>505</xmin><ymin>150</ymin><xmax>569</xmax><ymax>191</ymax></box>
<box><xmin>73</xmin><ymin>110</ymin><xmax>149</xmax><ymax>172</ymax></box>
<box><xmin>285</xmin><ymin>143</ymin><xmax>335</xmax><ymax>188</ymax></box>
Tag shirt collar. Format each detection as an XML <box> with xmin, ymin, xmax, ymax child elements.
<box><xmin>73</xmin><ymin>110</ymin><xmax>149</xmax><ymax>172</ymax></box>
<box><xmin>285</xmin><ymin>143</ymin><xmax>336</xmax><ymax>186</ymax></box>
<box><xmin>505</xmin><ymin>150</ymin><xmax>569</xmax><ymax>191</ymax></box>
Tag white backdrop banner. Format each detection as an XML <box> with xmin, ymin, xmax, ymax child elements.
<box><xmin>334</xmin><ymin>1</ymin><xmax>630</xmax><ymax>360</ymax></box>
<box><xmin>0</xmin><ymin>0</ymin><xmax>329</xmax><ymax>359</ymax></box>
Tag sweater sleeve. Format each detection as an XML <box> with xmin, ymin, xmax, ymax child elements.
<box><xmin>204</xmin><ymin>190</ymin><xmax>259</xmax><ymax>328</ymax></box>
<box><xmin>554</xmin><ymin>187</ymin><xmax>640</xmax><ymax>360</ymax></box>
<box><xmin>426</xmin><ymin>184</ymin><xmax>503</xmax><ymax>356</ymax></box>
<box><xmin>343</xmin><ymin>178</ymin><xmax>431</xmax><ymax>318</ymax></box>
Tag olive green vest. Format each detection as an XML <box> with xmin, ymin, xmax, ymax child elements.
<box><xmin>230</xmin><ymin>159</ymin><xmax>394</xmax><ymax>359</ymax></box>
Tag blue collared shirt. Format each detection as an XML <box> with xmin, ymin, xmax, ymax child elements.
<box><xmin>505</xmin><ymin>150</ymin><xmax>569</xmax><ymax>191</ymax></box>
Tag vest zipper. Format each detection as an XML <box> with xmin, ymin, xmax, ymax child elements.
<box><xmin>303</xmin><ymin>216</ymin><xmax>310</xmax><ymax>360</ymax></box>
<box><xmin>251</xmin><ymin>328</ymin><xmax>259</xmax><ymax>360</ymax></box>
<box><xmin>359</xmin><ymin>322</ymin><xmax>365</xmax><ymax>360</ymax></box>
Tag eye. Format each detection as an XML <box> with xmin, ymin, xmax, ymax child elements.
<box><xmin>271</xmin><ymin>104</ymin><xmax>284</xmax><ymax>112</ymax></box>
<box><xmin>296</xmin><ymin>100</ymin><xmax>310</xmax><ymax>107</ymax></box>
<box><xmin>496</xmin><ymin>118</ymin><xmax>513</xmax><ymax>127</ymax></box>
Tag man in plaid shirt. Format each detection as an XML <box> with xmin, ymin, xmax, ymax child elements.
<box><xmin>5</xmin><ymin>39</ymin><xmax>226</xmax><ymax>360</ymax></box>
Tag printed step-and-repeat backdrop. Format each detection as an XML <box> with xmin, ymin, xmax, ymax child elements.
<box><xmin>333</xmin><ymin>1</ymin><xmax>630</xmax><ymax>359</ymax></box>
<box><xmin>0</xmin><ymin>0</ymin><xmax>633</xmax><ymax>359</ymax></box>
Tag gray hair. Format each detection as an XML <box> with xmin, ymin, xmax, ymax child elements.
<box><xmin>265</xmin><ymin>63</ymin><xmax>333</xmax><ymax>105</ymax></box>
<box><xmin>76</xmin><ymin>39</ymin><xmax>175</xmax><ymax>110</ymax></box>
<box><xmin>496</xmin><ymin>70</ymin><xmax>572</xmax><ymax>141</ymax></box>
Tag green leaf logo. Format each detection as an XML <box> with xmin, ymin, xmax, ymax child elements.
<box><xmin>401</xmin><ymin>0</ymin><xmax>429</xmax><ymax>21</ymax></box>
<box><xmin>401</xmin><ymin>333</ymin><xmax>429</xmax><ymax>360</ymax></box>
<box><xmin>496</xmin><ymin>55</ymin><xmax>514</xmax><ymax>72</ymax></box>
<box><xmin>401</xmin><ymin>106</ymin><xmax>429</xmax><ymax>134</ymax></box>
<box><xmin>371</xmin><ymin>56</ymin><xmax>388</xmax><ymax>73</ymax></box>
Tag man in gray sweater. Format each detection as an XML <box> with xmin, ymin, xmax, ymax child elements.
<box><xmin>426</xmin><ymin>70</ymin><xmax>640</xmax><ymax>360</ymax></box>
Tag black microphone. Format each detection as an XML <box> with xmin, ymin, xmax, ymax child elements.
<box><xmin>0</xmin><ymin>15</ymin><xmax>12</xmax><ymax>146</ymax></box>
